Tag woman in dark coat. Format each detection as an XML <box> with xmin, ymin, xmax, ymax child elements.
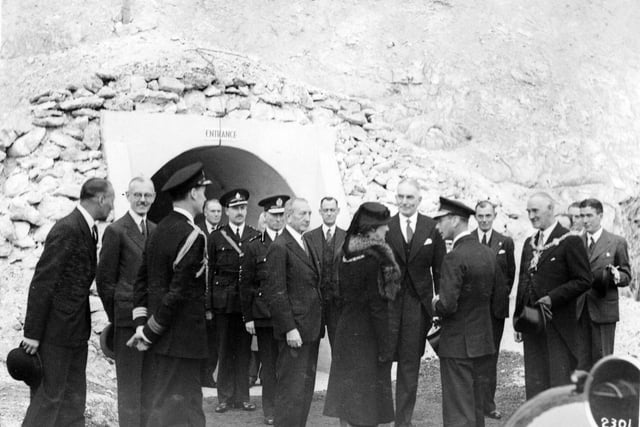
<box><xmin>323</xmin><ymin>202</ymin><xmax>401</xmax><ymax>427</ymax></box>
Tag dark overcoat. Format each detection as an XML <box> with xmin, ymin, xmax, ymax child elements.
<box><xmin>239</xmin><ymin>232</ymin><xmax>275</xmax><ymax>327</ymax></box>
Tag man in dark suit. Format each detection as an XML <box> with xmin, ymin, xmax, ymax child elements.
<box><xmin>304</xmin><ymin>196</ymin><xmax>346</xmax><ymax>346</ymax></box>
<box><xmin>386</xmin><ymin>178</ymin><xmax>446</xmax><ymax>427</ymax></box>
<box><xmin>208</xmin><ymin>189</ymin><xmax>260</xmax><ymax>413</ymax></box>
<box><xmin>514</xmin><ymin>192</ymin><xmax>591</xmax><ymax>399</ymax></box>
<box><xmin>265</xmin><ymin>197</ymin><xmax>322</xmax><ymax>427</ymax></box>
<box><xmin>129</xmin><ymin>162</ymin><xmax>211</xmax><ymax>426</ymax></box>
<box><xmin>433</xmin><ymin>197</ymin><xmax>497</xmax><ymax>427</ymax></box>
<box><xmin>195</xmin><ymin>197</ymin><xmax>222</xmax><ymax>388</ymax></box>
<box><xmin>97</xmin><ymin>176</ymin><xmax>156</xmax><ymax>427</ymax></box>
<box><xmin>240</xmin><ymin>195</ymin><xmax>289</xmax><ymax>425</ymax></box>
<box><xmin>22</xmin><ymin>178</ymin><xmax>114</xmax><ymax>427</ymax></box>
<box><xmin>577</xmin><ymin>198</ymin><xmax>631</xmax><ymax>370</ymax></box>
<box><xmin>473</xmin><ymin>200</ymin><xmax>516</xmax><ymax>420</ymax></box>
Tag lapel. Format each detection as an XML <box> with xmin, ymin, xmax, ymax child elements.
<box><xmin>305</xmin><ymin>227</ymin><xmax>323</xmax><ymax>261</ymax></box>
<box><xmin>332</xmin><ymin>227</ymin><xmax>346</xmax><ymax>261</ymax></box>
<box><xmin>387</xmin><ymin>214</ymin><xmax>406</xmax><ymax>263</ymax></box>
<box><xmin>123</xmin><ymin>212</ymin><xmax>145</xmax><ymax>251</ymax></box>
<box><xmin>408</xmin><ymin>214</ymin><xmax>430</xmax><ymax>262</ymax></box>
<box><xmin>284</xmin><ymin>228</ymin><xmax>316</xmax><ymax>272</ymax></box>
<box><xmin>537</xmin><ymin>223</ymin><xmax>567</xmax><ymax>266</ymax></box>
<box><xmin>589</xmin><ymin>229</ymin><xmax>611</xmax><ymax>263</ymax></box>
<box><xmin>489</xmin><ymin>230</ymin><xmax>504</xmax><ymax>254</ymax></box>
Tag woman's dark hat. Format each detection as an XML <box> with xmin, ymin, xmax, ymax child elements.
<box><xmin>6</xmin><ymin>346</ymin><xmax>42</xmax><ymax>388</ymax></box>
<box><xmin>346</xmin><ymin>202</ymin><xmax>391</xmax><ymax>235</ymax></box>
<box><xmin>100</xmin><ymin>323</ymin><xmax>115</xmax><ymax>359</ymax></box>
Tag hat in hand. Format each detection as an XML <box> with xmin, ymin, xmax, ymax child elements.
<box><xmin>6</xmin><ymin>346</ymin><xmax>42</xmax><ymax>388</ymax></box>
<box><xmin>100</xmin><ymin>323</ymin><xmax>115</xmax><ymax>359</ymax></box>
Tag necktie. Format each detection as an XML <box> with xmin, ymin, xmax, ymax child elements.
<box><xmin>481</xmin><ymin>232</ymin><xmax>488</xmax><ymax>246</ymax></box>
<box><xmin>235</xmin><ymin>227</ymin><xmax>241</xmax><ymax>240</ymax></box>
<box><xmin>140</xmin><ymin>219</ymin><xmax>147</xmax><ymax>238</ymax></box>
<box><xmin>274</xmin><ymin>231</ymin><xmax>279</xmax><ymax>239</ymax></box>
<box><xmin>406</xmin><ymin>219</ymin><xmax>414</xmax><ymax>244</ymax></box>
<box><xmin>535</xmin><ymin>231</ymin><xmax>543</xmax><ymax>248</ymax></box>
<box><xmin>325</xmin><ymin>228</ymin><xmax>333</xmax><ymax>243</ymax></box>
<box><xmin>588</xmin><ymin>236</ymin><xmax>595</xmax><ymax>254</ymax></box>
<box><xmin>91</xmin><ymin>224</ymin><xmax>98</xmax><ymax>244</ymax></box>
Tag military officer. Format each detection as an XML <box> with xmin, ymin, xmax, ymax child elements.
<box><xmin>208</xmin><ymin>189</ymin><xmax>260</xmax><ymax>413</ymax></box>
<box><xmin>240</xmin><ymin>195</ymin><xmax>290</xmax><ymax>425</ymax></box>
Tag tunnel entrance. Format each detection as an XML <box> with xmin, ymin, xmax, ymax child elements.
<box><xmin>148</xmin><ymin>146</ymin><xmax>294</xmax><ymax>226</ymax></box>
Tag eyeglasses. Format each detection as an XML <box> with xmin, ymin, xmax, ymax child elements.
<box><xmin>130</xmin><ymin>192</ymin><xmax>155</xmax><ymax>200</ymax></box>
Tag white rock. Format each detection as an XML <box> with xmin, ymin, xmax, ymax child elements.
<box><xmin>206</xmin><ymin>97</ymin><xmax>227</xmax><ymax>116</ymax></box>
<box><xmin>58</xmin><ymin>96</ymin><xmax>105</xmax><ymax>111</ymax></box>
<box><xmin>83</xmin><ymin>122</ymin><xmax>101</xmax><ymax>150</ymax></box>
<box><xmin>131</xmin><ymin>90</ymin><xmax>179</xmax><ymax>104</ymax></box>
<box><xmin>250</xmin><ymin>102</ymin><xmax>274</xmax><ymax>120</ymax></box>
<box><xmin>183</xmin><ymin>90</ymin><xmax>206</xmax><ymax>114</ymax></box>
<box><xmin>203</xmin><ymin>85</ymin><xmax>223</xmax><ymax>97</ymax></box>
<box><xmin>96</xmin><ymin>86</ymin><xmax>116</xmax><ymax>99</ymax></box>
<box><xmin>4</xmin><ymin>173</ymin><xmax>30</xmax><ymax>197</ymax></box>
<box><xmin>9</xmin><ymin>198</ymin><xmax>43</xmax><ymax>225</ymax></box>
<box><xmin>0</xmin><ymin>128</ymin><xmax>18</xmax><ymax>149</ymax></box>
<box><xmin>7</xmin><ymin>127</ymin><xmax>46</xmax><ymax>157</ymax></box>
<box><xmin>37</xmin><ymin>175</ymin><xmax>60</xmax><ymax>193</ymax></box>
<box><xmin>0</xmin><ymin>216</ymin><xmax>15</xmax><ymax>241</ymax></box>
<box><xmin>40</xmin><ymin>143</ymin><xmax>62</xmax><ymax>159</ymax></box>
<box><xmin>13</xmin><ymin>221</ymin><xmax>31</xmax><ymax>240</ymax></box>
<box><xmin>25</xmin><ymin>191</ymin><xmax>44</xmax><ymax>204</ymax></box>
<box><xmin>33</xmin><ymin>221</ymin><xmax>54</xmax><ymax>243</ymax></box>
<box><xmin>54</xmin><ymin>182</ymin><xmax>81</xmax><ymax>199</ymax></box>
<box><xmin>129</xmin><ymin>75</ymin><xmax>148</xmax><ymax>92</ymax></box>
<box><xmin>83</xmin><ymin>74</ymin><xmax>105</xmax><ymax>93</ymax></box>
<box><xmin>38</xmin><ymin>195</ymin><xmax>75</xmax><ymax>221</ymax></box>
<box><xmin>0</xmin><ymin>239</ymin><xmax>12</xmax><ymax>258</ymax></box>
<box><xmin>15</xmin><ymin>236</ymin><xmax>36</xmax><ymax>249</ymax></box>
<box><xmin>158</xmin><ymin>77</ymin><xmax>185</xmax><ymax>95</ymax></box>
<box><xmin>62</xmin><ymin>127</ymin><xmax>84</xmax><ymax>140</ymax></box>
<box><xmin>49</xmin><ymin>130</ymin><xmax>79</xmax><ymax>148</ymax></box>
<box><xmin>71</xmin><ymin>116</ymin><xmax>89</xmax><ymax>130</ymax></box>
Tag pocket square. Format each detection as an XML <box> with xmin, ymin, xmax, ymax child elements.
<box><xmin>606</xmin><ymin>252</ymin><xmax>611</xmax><ymax>257</ymax></box>
<box><xmin>423</xmin><ymin>238</ymin><xmax>433</xmax><ymax>246</ymax></box>
<box><xmin>550</xmin><ymin>257</ymin><xmax>556</xmax><ymax>262</ymax></box>
<box><xmin>498</xmin><ymin>249</ymin><xmax>506</xmax><ymax>254</ymax></box>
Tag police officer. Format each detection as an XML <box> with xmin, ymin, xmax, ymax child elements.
<box><xmin>208</xmin><ymin>189</ymin><xmax>260</xmax><ymax>413</ymax></box>
<box><xmin>239</xmin><ymin>195</ymin><xmax>289</xmax><ymax>425</ymax></box>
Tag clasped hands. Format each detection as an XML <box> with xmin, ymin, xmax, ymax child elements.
<box><xmin>126</xmin><ymin>326</ymin><xmax>151</xmax><ymax>352</ymax></box>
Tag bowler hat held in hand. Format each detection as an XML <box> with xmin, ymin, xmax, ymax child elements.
<box><xmin>513</xmin><ymin>305</ymin><xmax>549</xmax><ymax>334</ymax></box>
<box><xmin>6</xmin><ymin>346</ymin><xmax>43</xmax><ymax>388</ymax></box>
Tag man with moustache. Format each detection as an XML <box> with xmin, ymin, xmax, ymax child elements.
<box><xmin>577</xmin><ymin>198</ymin><xmax>631</xmax><ymax>370</ymax></box>
<box><xmin>196</xmin><ymin>198</ymin><xmax>222</xmax><ymax>388</ymax></box>
<box><xmin>472</xmin><ymin>200</ymin><xmax>515</xmax><ymax>420</ymax></box>
<box><xmin>22</xmin><ymin>178</ymin><xmax>114</xmax><ymax>427</ymax></box>
<box><xmin>514</xmin><ymin>192</ymin><xmax>591</xmax><ymax>399</ymax></box>
<box><xmin>240</xmin><ymin>195</ymin><xmax>290</xmax><ymax>425</ymax></box>
<box><xmin>304</xmin><ymin>197</ymin><xmax>346</xmax><ymax>346</ymax></box>
<box><xmin>433</xmin><ymin>197</ymin><xmax>497</xmax><ymax>427</ymax></box>
<box><xmin>386</xmin><ymin>178</ymin><xmax>446</xmax><ymax>427</ymax></box>
<box><xmin>265</xmin><ymin>198</ymin><xmax>322</xmax><ymax>427</ymax></box>
<box><xmin>209</xmin><ymin>189</ymin><xmax>259</xmax><ymax>413</ymax></box>
<box><xmin>129</xmin><ymin>162</ymin><xmax>211</xmax><ymax>426</ymax></box>
<box><xmin>97</xmin><ymin>177</ymin><xmax>156</xmax><ymax>427</ymax></box>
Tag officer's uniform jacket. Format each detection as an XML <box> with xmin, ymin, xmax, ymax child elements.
<box><xmin>208</xmin><ymin>224</ymin><xmax>260</xmax><ymax>314</ymax></box>
<box><xmin>239</xmin><ymin>231</ymin><xmax>275</xmax><ymax>327</ymax></box>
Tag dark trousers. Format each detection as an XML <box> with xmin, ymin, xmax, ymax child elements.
<box><xmin>115</xmin><ymin>325</ymin><xmax>144</xmax><ymax>427</ymax></box>
<box><xmin>395</xmin><ymin>289</ymin><xmax>430</xmax><ymax>427</ymax></box>
<box><xmin>215</xmin><ymin>312</ymin><xmax>251</xmax><ymax>404</ymax></box>
<box><xmin>523</xmin><ymin>323</ymin><xmax>577</xmax><ymax>399</ymax></box>
<box><xmin>482</xmin><ymin>316</ymin><xmax>504</xmax><ymax>413</ymax></box>
<box><xmin>23</xmin><ymin>342</ymin><xmax>87</xmax><ymax>427</ymax></box>
<box><xmin>256</xmin><ymin>326</ymin><xmax>279</xmax><ymax>418</ymax></box>
<box><xmin>200</xmin><ymin>317</ymin><xmax>218</xmax><ymax>383</ymax></box>
<box><xmin>324</xmin><ymin>298</ymin><xmax>341</xmax><ymax>348</ymax></box>
<box><xmin>141</xmin><ymin>352</ymin><xmax>205</xmax><ymax>427</ymax></box>
<box><xmin>577</xmin><ymin>311</ymin><xmax>616</xmax><ymax>371</ymax></box>
<box><xmin>440</xmin><ymin>356</ymin><xmax>491</xmax><ymax>427</ymax></box>
<box><xmin>274</xmin><ymin>339</ymin><xmax>319</xmax><ymax>427</ymax></box>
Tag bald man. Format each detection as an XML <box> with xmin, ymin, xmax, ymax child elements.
<box><xmin>514</xmin><ymin>192</ymin><xmax>591</xmax><ymax>399</ymax></box>
<box><xmin>97</xmin><ymin>177</ymin><xmax>157</xmax><ymax>427</ymax></box>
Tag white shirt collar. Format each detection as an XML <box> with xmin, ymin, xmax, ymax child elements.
<box><xmin>538</xmin><ymin>221</ymin><xmax>558</xmax><ymax>245</ymax></box>
<box><xmin>77</xmin><ymin>204</ymin><xmax>95</xmax><ymax>230</ymax></box>
<box><xmin>205</xmin><ymin>220</ymin><xmax>217</xmax><ymax>233</ymax></box>
<box><xmin>173</xmin><ymin>207</ymin><xmax>194</xmax><ymax>223</ymax></box>
<box><xmin>400</xmin><ymin>212</ymin><xmax>418</xmax><ymax>226</ymax></box>
<box><xmin>588</xmin><ymin>227</ymin><xmax>603</xmax><ymax>243</ymax></box>
<box><xmin>230</xmin><ymin>222</ymin><xmax>245</xmax><ymax>236</ymax></box>
<box><xmin>477</xmin><ymin>228</ymin><xmax>492</xmax><ymax>242</ymax></box>
<box><xmin>286</xmin><ymin>225</ymin><xmax>306</xmax><ymax>250</ymax></box>
<box><xmin>453</xmin><ymin>230</ymin><xmax>470</xmax><ymax>247</ymax></box>
<box><xmin>128</xmin><ymin>209</ymin><xmax>145</xmax><ymax>225</ymax></box>
<box><xmin>322</xmin><ymin>224</ymin><xmax>336</xmax><ymax>235</ymax></box>
<box><xmin>266</xmin><ymin>228</ymin><xmax>279</xmax><ymax>241</ymax></box>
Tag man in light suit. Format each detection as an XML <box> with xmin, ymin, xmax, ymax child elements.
<box><xmin>386</xmin><ymin>178</ymin><xmax>446</xmax><ymax>427</ymax></box>
<box><xmin>514</xmin><ymin>192</ymin><xmax>591</xmax><ymax>399</ymax></box>
<box><xmin>265</xmin><ymin>198</ymin><xmax>322</xmax><ymax>427</ymax></box>
<box><xmin>433</xmin><ymin>197</ymin><xmax>498</xmax><ymax>427</ymax></box>
<box><xmin>473</xmin><ymin>200</ymin><xmax>515</xmax><ymax>420</ymax></box>
<box><xmin>577</xmin><ymin>198</ymin><xmax>631</xmax><ymax>370</ymax></box>
<box><xmin>97</xmin><ymin>177</ymin><xmax>156</xmax><ymax>427</ymax></box>
<box><xmin>22</xmin><ymin>178</ymin><xmax>114</xmax><ymax>427</ymax></box>
<box><xmin>304</xmin><ymin>196</ymin><xmax>346</xmax><ymax>346</ymax></box>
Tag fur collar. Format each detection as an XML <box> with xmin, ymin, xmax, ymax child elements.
<box><xmin>346</xmin><ymin>235</ymin><xmax>401</xmax><ymax>301</ymax></box>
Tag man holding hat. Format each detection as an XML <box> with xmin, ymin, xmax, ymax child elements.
<box><xmin>239</xmin><ymin>194</ymin><xmax>290</xmax><ymax>425</ymax></box>
<box><xmin>129</xmin><ymin>162</ymin><xmax>210</xmax><ymax>426</ymax></box>
<box><xmin>432</xmin><ymin>197</ymin><xmax>498</xmax><ymax>427</ymax></box>
<box><xmin>208</xmin><ymin>188</ymin><xmax>259</xmax><ymax>413</ymax></box>
<box><xmin>97</xmin><ymin>176</ymin><xmax>156</xmax><ymax>427</ymax></box>
<box><xmin>22</xmin><ymin>178</ymin><xmax>114</xmax><ymax>427</ymax></box>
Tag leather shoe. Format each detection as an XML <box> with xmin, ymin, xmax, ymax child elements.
<box><xmin>485</xmin><ymin>410</ymin><xmax>502</xmax><ymax>420</ymax></box>
<box><xmin>235</xmin><ymin>401</ymin><xmax>256</xmax><ymax>411</ymax></box>
<box><xmin>264</xmin><ymin>416</ymin><xmax>274</xmax><ymax>425</ymax></box>
<box><xmin>215</xmin><ymin>402</ymin><xmax>229</xmax><ymax>413</ymax></box>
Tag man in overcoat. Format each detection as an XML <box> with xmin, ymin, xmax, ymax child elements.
<box><xmin>22</xmin><ymin>178</ymin><xmax>114</xmax><ymax>427</ymax></box>
<box><xmin>129</xmin><ymin>162</ymin><xmax>211</xmax><ymax>426</ymax></box>
<box><xmin>97</xmin><ymin>176</ymin><xmax>156</xmax><ymax>426</ymax></box>
<box><xmin>386</xmin><ymin>178</ymin><xmax>446</xmax><ymax>427</ymax></box>
<box><xmin>433</xmin><ymin>197</ymin><xmax>498</xmax><ymax>427</ymax></box>
<box><xmin>265</xmin><ymin>197</ymin><xmax>322</xmax><ymax>427</ymax></box>
<box><xmin>514</xmin><ymin>192</ymin><xmax>591</xmax><ymax>399</ymax></box>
